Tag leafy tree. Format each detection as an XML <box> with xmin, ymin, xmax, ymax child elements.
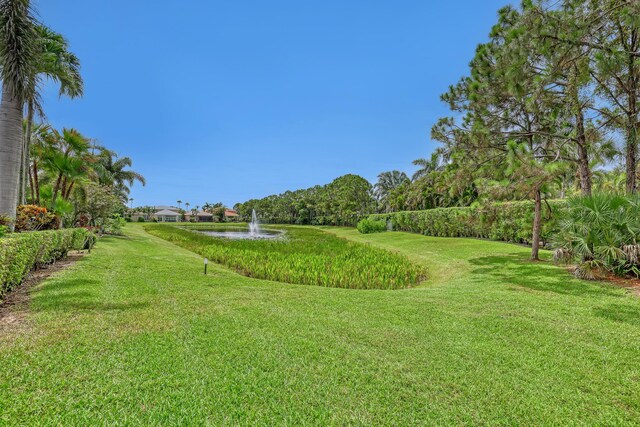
<box><xmin>75</xmin><ymin>183</ymin><xmax>123</xmax><ymax>232</ymax></box>
<box><xmin>433</xmin><ymin>5</ymin><xmax>573</xmax><ymax>259</ymax></box>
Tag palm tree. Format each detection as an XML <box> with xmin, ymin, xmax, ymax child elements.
<box><xmin>44</xmin><ymin>128</ymin><xmax>92</xmax><ymax>207</ymax></box>
<box><xmin>26</xmin><ymin>121</ymin><xmax>54</xmax><ymax>204</ymax></box>
<box><xmin>374</xmin><ymin>170</ymin><xmax>409</xmax><ymax>213</ymax></box>
<box><xmin>177</xmin><ymin>200</ymin><xmax>182</xmax><ymax>210</ymax></box>
<box><xmin>0</xmin><ymin>0</ymin><xmax>38</xmax><ymax>225</ymax></box>
<box><xmin>411</xmin><ymin>149</ymin><xmax>444</xmax><ymax>181</ymax></box>
<box><xmin>20</xmin><ymin>25</ymin><xmax>83</xmax><ymax>204</ymax></box>
<box><xmin>94</xmin><ymin>149</ymin><xmax>146</xmax><ymax>202</ymax></box>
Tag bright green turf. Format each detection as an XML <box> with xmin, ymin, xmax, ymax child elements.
<box><xmin>0</xmin><ymin>224</ymin><xmax>639</xmax><ymax>425</ymax></box>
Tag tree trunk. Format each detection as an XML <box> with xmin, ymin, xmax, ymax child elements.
<box><xmin>60</xmin><ymin>176</ymin><xmax>68</xmax><ymax>200</ymax></box>
<box><xmin>576</xmin><ymin>108</ymin><xmax>592</xmax><ymax>196</ymax></box>
<box><xmin>20</xmin><ymin>102</ymin><xmax>34</xmax><ymax>205</ymax></box>
<box><xmin>28</xmin><ymin>162</ymin><xmax>34</xmax><ymax>203</ymax></box>
<box><xmin>531</xmin><ymin>187</ymin><xmax>542</xmax><ymax>261</ymax></box>
<box><xmin>32</xmin><ymin>158</ymin><xmax>40</xmax><ymax>204</ymax></box>
<box><xmin>0</xmin><ymin>83</ymin><xmax>24</xmax><ymax>228</ymax></box>
<box><xmin>626</xmin><ymin>115</ymin><xmax>637</xmax><ymax>195</ymax></box>
<box><xmin>51</xmin><ymin>173</ymin><xmax>64</xmax><ymax>207</ymax></box>
<box><xmin>64</xmin><ymin>180</ymin><xmax>75</xmax><ymax>200</ymax></box>
<box><xmin>626</xmin><ymin>41</ymin><xmax>638</xmax><ymax>194</ymax></box>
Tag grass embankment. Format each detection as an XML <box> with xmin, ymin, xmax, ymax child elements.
<box><xmin>144</xmin><ymin>223</ymin><xmax>427</xmax><ymax>289</ymax></box>
<box><xmin>0</xmin><ymin>224</ymin><xmax>639</xmax><ymax>425</ymax></box>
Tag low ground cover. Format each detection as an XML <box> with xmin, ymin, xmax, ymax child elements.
<box><xmin>145</xmin><ymin>223</ymin><xmax>427</xmax><ymax>289</ymax></box>
<box><xmin>1</xmin><ymin>224</ymin><xmax>639</xmax><ymax>425</ymax></box>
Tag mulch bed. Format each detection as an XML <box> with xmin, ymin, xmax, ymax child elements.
<box><xmin>602</xmin><ymin>274</ymin><xmax>640</xmax><ymax>296</ymax></box>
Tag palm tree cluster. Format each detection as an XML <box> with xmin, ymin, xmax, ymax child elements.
<box><xmin>26</xmin><ymin>124</ymin><xmax>145</xmax><ymax>212</ymax></box>
<box><xmin>0</xmin><ymin>0</ymin><xmax>143</xmax><ymax>229</ymax></box>
<box><xmin>554</xmin><ymin>194</ymin><xmax>640</xmax><ymax>280</ymax></box>
<box><xmin>372</xmin><ymin>148</ymin><xmax>477</xmax><ymax>213</ymax></box>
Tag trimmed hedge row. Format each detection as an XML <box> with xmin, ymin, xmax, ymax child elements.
<box><xmin>0</xmin><ymin>228</ymin><xmax>92</xmax><ymax>302</ymax></box>
<box><xmin>369</xmin><ymin>200</ymin><xmax>566</xmax><ymax>245</ymax></box>
<box><xmin>357</xmin><ymin>218</ymin><xmax>387</xmax><ymax>234</ymax></box>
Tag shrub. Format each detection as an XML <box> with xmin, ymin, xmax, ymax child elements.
<box><xmin>369</xmin><ymin>200</ymin><xmax>565</xmax><ymax>245</ymax></box>
<box><xmin>104</xmin><ymin>214</ymin><xmax>126</xmax><ymax>235</ymax></box>
<box><xmin>15</xmin><ymin>205</ymin><xmax>58</xmax><ymax>232</ymax></box>
<box><xmin>137</xmin><ymin>217</ymin><xmax>146</xmax><ymax>222</ymax></box>
<box><xmin>0</xmin><ymin>215</ymin><xmax>11</xmax><ymax>228</ymax></box>
<box><xmin>553</xmin><ymin>194</ymin><xmax>640</xmax><ymax>279</ymax></box>
<box><xmin>357</xmin><ymin>218</ymin><xmax>387</xmax><ymax>234</ymax></box>
<box><xmin>0</xmin><ymin>228</ymin><xmax>93</xmax><ymax>301</ymax></box>
<box><xmin>145</xmin><ymin>224</ymin><xmax>427</xmax><ymax>290</ymax></box>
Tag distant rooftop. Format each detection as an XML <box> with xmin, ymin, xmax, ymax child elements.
<box><xmin>155</xmin><ymin>205</ymin><xmax>179</xmax><ymax>211</ymax></box>
<box><xmin>155</xmin><ymin>209</ymin><xmax>180</xmax><ymax>216</ymax></box>
<box><xmin>185</xmin><ymin>210</ymin><xmax>213</xmax><ymax>216</ymax></box>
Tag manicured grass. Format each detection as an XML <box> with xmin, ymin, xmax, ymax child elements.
<box><xmin>0</xmin><ymin>224</ymin><xmax>639</xmax><ymax>425</ymax></box>
<box><xmin>145</xmin><ymin>223</ymin><xmax>427</xmax><ymax>289</ymax></box>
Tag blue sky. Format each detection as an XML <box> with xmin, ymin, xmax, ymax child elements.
<box><xmin>37</xmin><ymin>0</ymin><xmax>509</xmax><ymax>208</ymax></box>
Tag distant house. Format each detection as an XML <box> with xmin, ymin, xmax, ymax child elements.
<box><xmin>224</xmin><ymin>209</ymin><xmax>240</xmax><ymax>221</ymax></box>
<box><xmin>155</xmin><ymin>209</ymin><xmax>181</xmax><ymax>222</ymax></box>
<box><xmin>184</xmin><ymin>211</ymin><xmax>214</xmax><ymax>222</ymax></box>
<box><xmin>154</xmin><ymin>206</ymin><xmax>180</xmax><ymax>213</ymax></box>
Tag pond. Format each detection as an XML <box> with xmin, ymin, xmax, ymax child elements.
<box><xmin>193</xmin><ymin>227</ymin><xmax>283</xmax><ymax>240</ymax></box>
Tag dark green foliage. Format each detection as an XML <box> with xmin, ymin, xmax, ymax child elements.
<box><xmin>145</xmin><ymin>224</ymin><xmax>426</xmax><ymax>290</ymax></box>
<box><xmin>357</xmin><ymin>218</ymin><xmax>387</xmax><ymax>234</ymax></box>
<box><xmin>234</xmin><ymin>174</ymin><xmax>375</xmax><ymax>226</ymax></box>
<box><xmin>370</xmin><ymin>200</ymin><xmax>566</xmax><ymax>245</ymax></box>
<box><xmin>0</xmin><ymin>228</ymin><xmax>92</xmax><ymax>301</ymax></box>
<box><xmin>554</xmin><ymin>194</ymin><xmax>640</xmax><ymax>279</ymax></box>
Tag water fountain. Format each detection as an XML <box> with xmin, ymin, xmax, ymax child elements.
<box><xmin>192</xmin><ymin>209</ymin><xmax>282</xmax><ymax>240</ymax></box>
<box><xmin>249</xmin><ymin>209</ymin><xmax>260</xmax><ymax>237</ymax></box>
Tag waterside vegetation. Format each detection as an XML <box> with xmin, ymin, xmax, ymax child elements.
<box><xmin>145</xmin><ymin>223</ymin><xmax>427</xmax><ymax>290</ymax></box>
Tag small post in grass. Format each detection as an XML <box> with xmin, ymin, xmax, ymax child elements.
<box><xmin>204</xmin><ymin>257</ymin><xmax>208</xmax><ymax>275</ymax></box>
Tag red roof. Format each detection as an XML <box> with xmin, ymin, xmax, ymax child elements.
<box><xmin>224</xmin><ymin>209</ymin><xmax>239</xmax><ymax>217</ymax></box>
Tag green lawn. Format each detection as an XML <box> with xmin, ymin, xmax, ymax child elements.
<box><xmin>1</xmin><ymin>224</ymin><xmax>639</xmax><ymax>425</ymax></box>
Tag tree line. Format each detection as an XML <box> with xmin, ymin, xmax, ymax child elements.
<box><xmin>234</xmin><ymin>175</ymin><xmax>374</xmax><ymax>226</ymax></box>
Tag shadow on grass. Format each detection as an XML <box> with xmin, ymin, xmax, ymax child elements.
<box><xmin>33</xmin><ymin>279</ymin><xmax>150</xmax><ymax>312</ymax></box>
<box><xmin>593</xmin><ymin>304</ymin><xmax>640</xmax><ymax>326</ymax></box>
<box><xmin>468</xmin><ymin>254</ymin><xmax>622</xmax><ymax>298</ymax></box>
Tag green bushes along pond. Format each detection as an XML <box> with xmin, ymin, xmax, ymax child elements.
<box><xmin>368</xmin><ymin>200</ymin><xmax>565</xmax><ymax>245</ymax></box>
<box><xmin>0</xmin><ymin>228</ymin><xmax>93</xmax><ymax>302</ymax></box>
<box><xmin>145</xmin><ymin>224</ymin><xmax>427</xmax><ymax>289</ymax></box>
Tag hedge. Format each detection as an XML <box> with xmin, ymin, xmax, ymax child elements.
<box><xmin>0</xmin><ymin>228</ymin><xmax>93</xmax><ymax>302</ymax></box>
<box><xmin>369</xmin><ymin>200</ymin><xmax>566</xmax><ymax>245</ymax></box>
<box><xmin>357</xmin><ymin>218</ymin><xmax>387</xmax><ymax>234</ymax></box>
